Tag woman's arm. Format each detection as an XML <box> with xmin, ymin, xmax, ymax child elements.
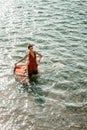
<box><xmin>35</xmin><ymin>51</ymin><xmax>42</xmax><ymax>64</ymax></box>
<box><xmin>36</xmin><ymin>51</ymin><xmax>42</xmax><ymax>58</ymax></box>
<box><xmin>15</xmin><ymin>54</ymin><xmax>28</xmax><ymax>66</ymax></box>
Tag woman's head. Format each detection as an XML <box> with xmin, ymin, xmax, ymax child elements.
<box><xmin>28</xmin><ymin>44</ymin><xmax>33</xmax><ymax>50</ymax></box>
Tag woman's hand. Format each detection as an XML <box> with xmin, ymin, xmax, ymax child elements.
<box><xmin>15</xmin><ymin>63</ymin><xmax>18</xmax><ymax>66</ymax></box>
<box><xmin>37</xmin><ymin>60</ymin><xmax>40</xmax><ymax>65</ymax></box>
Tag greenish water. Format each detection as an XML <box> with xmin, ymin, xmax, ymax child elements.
<box><xmin>0</xmin><ymin>0</ymin><xmax>87</xmax><ymax>130</ymax></box>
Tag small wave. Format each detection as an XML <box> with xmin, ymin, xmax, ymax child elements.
<box><xmin>52</xmin><ymin>62</ymin><xmax>65</xmax><ymax>69</ymax></box>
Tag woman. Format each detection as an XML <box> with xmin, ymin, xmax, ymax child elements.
<box><xmin>15</xmin><ymin>44</ymin><xmax>42</xmax><ymax>77</ymax></box>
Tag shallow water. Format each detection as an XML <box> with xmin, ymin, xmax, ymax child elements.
<box><xmin>0</xmin><ymin>0</ymin><xmax>87</xmax><ymax>130</ymax></box>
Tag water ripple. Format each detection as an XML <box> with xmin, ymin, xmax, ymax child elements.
<box><xmin>0</xmin><ymin>0</ymin><xmax>87</xmax><ymax>129</ymax></box>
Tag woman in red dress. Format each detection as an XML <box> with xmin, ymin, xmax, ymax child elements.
<box><xmin>15</xmin><ymin>44</ymin><xmax>42</xmax><ymax>77</ymax></box>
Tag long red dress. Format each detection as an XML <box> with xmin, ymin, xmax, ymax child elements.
<box><xmin>27</xmin><ymin>51</ymin><xmax>38</xmax><ymax>75</ymax></box>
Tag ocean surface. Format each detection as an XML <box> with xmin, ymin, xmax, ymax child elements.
<box><xmin>0</xmin><ymin>0</ymin><xmax>87</xmax><ymax>130</ymax></box>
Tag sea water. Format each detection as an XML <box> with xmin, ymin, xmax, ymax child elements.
<box><xmin>0</xmin><ymin>0</ymin><xmax>87</xmax><ymax>130</ymax></box>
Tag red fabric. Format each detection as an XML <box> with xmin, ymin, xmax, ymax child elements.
<box><xmin>14</xmin><ymin>65</ymin><xmax>28</xmax><ymax>83</ymax></box>
<box><xmin>14</xmin><ymin>65</ymin><xmax>27</xmax><ymax>75</ymax></box>
<box><xmin>27</xmin><ymin>51</ymin><xmax>38</xmax><ymax>74</ymax></box>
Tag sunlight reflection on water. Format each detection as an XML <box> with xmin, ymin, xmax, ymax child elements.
<box><xmin>0</xmin><ymin>0</ymin><xmax>87</xmax><ymax>130</ymax></box>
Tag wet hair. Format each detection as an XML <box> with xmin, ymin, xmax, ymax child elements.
<box><xmin>28</xmin><ymin>44</ymin><xmax>33</xmax><ymax>49</ymax></box>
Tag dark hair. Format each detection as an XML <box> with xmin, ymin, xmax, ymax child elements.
<box><xmin>28</xmin><ymin>44</ymin><xmax>33</xmax><ymax>49</ymax></box>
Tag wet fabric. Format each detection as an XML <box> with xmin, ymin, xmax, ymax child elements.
<box><xmin>27</xmin><ymin>51</ymin><xmax>38</xmax><ymax>75</ymax></box>
<box><xmin>14</xmin><ymin>64</ymin><xmax>28</xmax><ymax>83</ymax></box>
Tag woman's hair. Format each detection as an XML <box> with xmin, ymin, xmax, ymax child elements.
<box><xmin>28</xmin><ymin>44</ymin><xmax>33</xmax><ymax>49</ymax></box>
